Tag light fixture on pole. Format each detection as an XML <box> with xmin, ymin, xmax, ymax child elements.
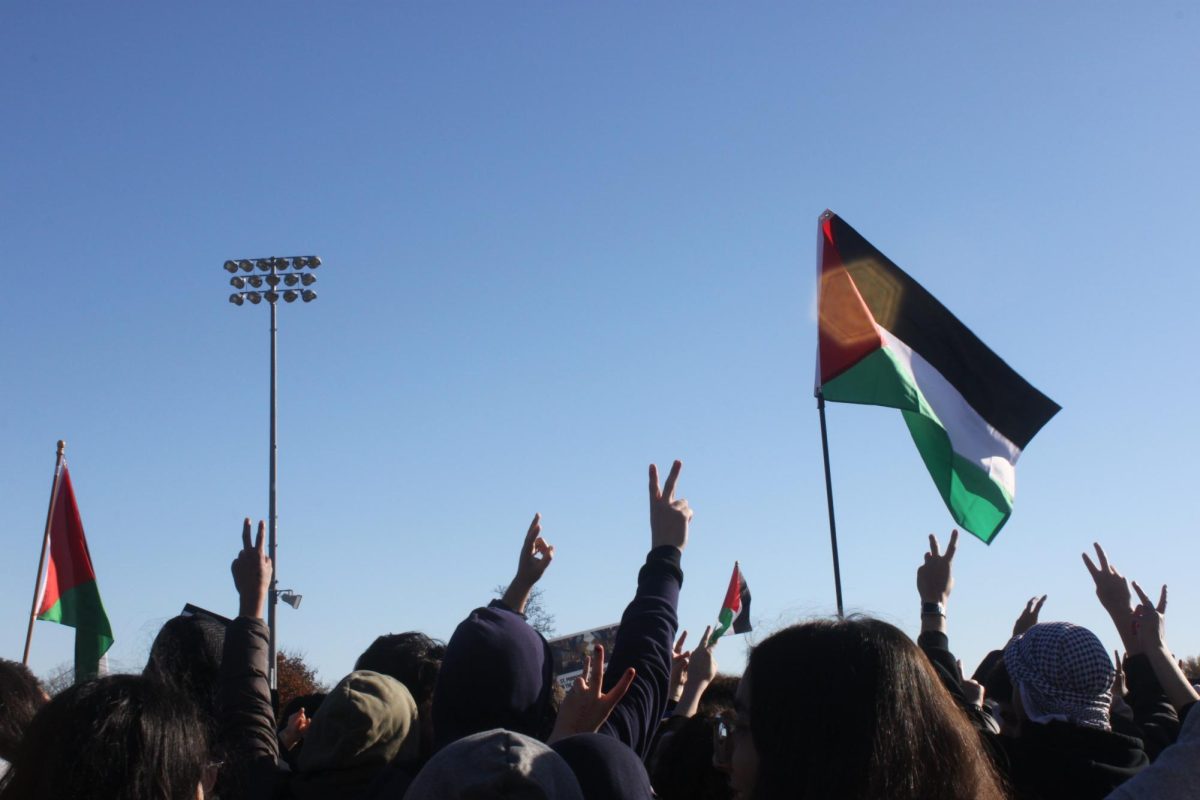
<box><xmin>223</xmin><ymin>253</ymin><xmax>324</xmax><ymax>689</ymax></box>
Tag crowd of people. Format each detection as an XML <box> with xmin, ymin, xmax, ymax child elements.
<box><xmin>1</xmin><ymin>459</ymin><xmax>1198</xmax><ymax>799</ymax></box>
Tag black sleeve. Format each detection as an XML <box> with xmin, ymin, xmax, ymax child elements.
<box><xmin>1124</xmin><ymin>653</ymin><xmax>1181</xmax><ymax>761</ymax></box>
<box><xmin>598</xmin><ymin>546</ymin><xmax>683</xmax><ymax>759</ymax></box>
<box><xmin>918</xmin><ymin>630</ymin><xmax>966</xmax><ymax>700</ymax></box>
<box><xmin>217</xmin><ymin>617</ymin><xmax>287</xmax><ymax>799</ymax></box>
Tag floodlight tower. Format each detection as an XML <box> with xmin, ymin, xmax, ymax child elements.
<box><xmin>223</xmin><ymin>255</ymin><xmax>321</xmax><ymax>689</ymax></box>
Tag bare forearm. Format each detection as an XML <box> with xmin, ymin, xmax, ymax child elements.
<box><xmin>502</xmin><ymin>578</ymin><xmax>533</xmax><ymax>615</ymax></box>
<box><xmin>1146</xmin><ymin>645</ymin><xmax>1200</xmax><ymax>712</ymax></box>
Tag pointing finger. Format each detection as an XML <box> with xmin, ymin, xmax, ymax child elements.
<box><xmin>928</xmin><ymin>534</ymin><xmax>940</xmax><ymax>557</ymax></box>
<box><xmin>1094</xmin><ymin>543</ymin><xmax>1110</xmax><ymax>573</ymax></box>
<box><xmin>1034</xmin><ymin>595</ymin><xmax>1048</xmax><ymax>614</ymax></box>
<box><xmin>242</xmin><ymin>518</ymin><xmax>252</xmax><ymax>551</ymax></box>
<box><xmin>1158</xmin><ymin>585</ymin><xmax>1168</xmax><ymax>615</ymax></box>
<box><xmin>945</xmin><ymin>529</ymin><xmax>959</xmax><ymax>559</ymax></box>
<box><xmin>255</xmin><ymin>520</ymin><xmax>266</xmax><ymax>553</ymax></box>
<box><xmin>525</xmin><ymin>513</ymin><xmax>542</xmax><ymax>548</ymax></box>
<box><xmin>1131</xmin><ymin>580</ymin><xmax>1153</xmax><ymax>609</ymax></box>
<box><xmin>604</xmin><ymin>667</ymin><xmax>637</xmax><ymax>711</ymax></box>
<box><xmin>674</xmin><ymin>630</ymin><xmax>688</xmax><ymax>655</ymax></box>
<box><xmin>701</xmin><ymin>624</ymin><xmax>714</xmax><ymax>648</ymax></box>
<box><xmin>649</xmin><ymin>464</ymin><xmax>661</xmax><ymax>502</ymax></box>
<box><xmin>593</xmin><ymin>645</ymin><xmax>607</xmax><ymax>693</ymax></box>
<box><xmin>1082</xmin><ymin>552</ymin><xmax>1100</xmax><ymax>578</ymax></box>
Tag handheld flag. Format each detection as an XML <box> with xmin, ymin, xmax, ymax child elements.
<box><xmin>816</xmin><ymin>211</ymin><xmax>1059</xmax><ymax>543</ymax></box>
<box><xmin>709</xmin><ymin>562</ymin><xmax>751</xmax><ymax>645</ymax></box>
<box><xmin>35</xmin><ymin>461</ymin><xmax>114</xmax><ymax>681</ymax></box>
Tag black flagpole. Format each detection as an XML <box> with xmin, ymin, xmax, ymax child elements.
<box><xmin>817</xmin><ymin>393</ymin><xmax>845</xmax><ymax>617</ymax></box>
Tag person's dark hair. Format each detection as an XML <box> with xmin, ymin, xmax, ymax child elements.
<box><xmin>698</xmin><ymin>674</ymin><xmax>739</xmax><ymax>716</ymax></box>
<box><xmin>0</xmin><ymin>674</ymin><xmax>207</xmax><ymax>800</ymax></box>
<box><xmin>651</xmin><ymin>712</ymin><xmax>733</xmax><ymax>800</ymax></box>
<box><xmin>0</xmin><ymin>660</ymin><xmax>46</xmax><ymax>762</ymax></box>
<box><xmin>746</xmin><ymin>617</ymin><xmax>1007</xmax><ymax>800</ymax></box>
<box><xmin>144</xmin><ymin>614</ymin><xmax>226</xmax><ymax>728</ymax></box>
<box><xmin>354</xmin><ymin>632</ymin><xmax>445</xmax><ymax>706</ymax></box>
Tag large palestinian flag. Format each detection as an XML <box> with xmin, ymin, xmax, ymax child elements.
<box><xmin>816</xmin><ymin>212</ymin><xmax>1059</xmax><ymax>543</ymax></box>
<box><xmin>35</xmin><ymin>461</ymin><xmax>114</xmax><ymax>681</ymax></box>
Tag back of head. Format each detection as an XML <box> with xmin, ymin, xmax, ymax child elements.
<box><xmin>296</xmin><ymin>670</ymin><xmax>419</xmax><ymax>784</ymax></box>
<box><xmin>355</xmin><ymin>632</ymin><xmax>445</xmax><ymax>707</ymax></box>
<box><xmin>649</xmin><ymin>714</ymin><xmax>731</xmax><ymax>800</ymax></box>
<box><xmin>0</xmin><ymin>674</ymin><xmax>206</xmax><ymax>800</ymax></box>
<box><xmin>433</xmin><ymin>606</ymin><xmax>553</xmax><ymax>750</ymax></box>
<box><xmin>0</xmin><ymin>660</ymin><xmax>46</xmax><ymax>763</ymax></box>
<box><xmin>405</xmin><ymin>729</ymin><xmax>584</xmax><ymax>800</ymax></box>
<box><xmin>747</xmin><ymin>617</ymin><xmax>1005</xmax><ymax>800</ymax></box>
<box><xmin>551</xmin><ymin>733</ymin><xmax>653</xmax><ymax>800</ymax></box>
<box><xmin>1003</xmin><ymin>621</ymin><xmax>1114</xmax><ymax>731</ymax></box>
<box><xmin>144</xmin><ymin>614</ymin><xmax>225</xmax><ymax>726</ymax></box>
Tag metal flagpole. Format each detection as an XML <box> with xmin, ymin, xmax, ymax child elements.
<box><xmin>23</xmin><ymin>440</ymin><xmax>66</xmax><ymax>665</ymax></box>
<box><xmin>816</xmin><ymin>394</ymin><xmax>845</xmax><ymax>617</ymax></box>
<box><xmin>268</xmin><ymin>295</ymin><xmax>279</xmax><ymax>690</ymax></box>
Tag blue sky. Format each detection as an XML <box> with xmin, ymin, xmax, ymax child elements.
<box><xmin>2</xmin><ymin>3</ymin><xmax>1198</xmax><ymax>688</ymax></box>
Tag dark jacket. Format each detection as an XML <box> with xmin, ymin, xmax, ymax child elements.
<box><xmin>1000</xmin><ymin>720</ymin><xmax>1149</xmax><ymax>800</ymax></box>
<box><xmin>597</xmin><ymin>545</ymin><xmax>683</xmax><ymax>760</ymax></box>
<box><xmin>216</xmin><ymin>617</ymin><xmax>288</xmax><ymax>800</ymax></box>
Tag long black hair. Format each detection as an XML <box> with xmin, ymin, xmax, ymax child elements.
<box><xmin>746</xmin><ymin>617</ymin><xmax>1006</xmax><ymax>800</ymax></box>
<box><xmin>0</xmin><ymin>674</ymin><xmax>208</xmax><ymax>800</ymax></box>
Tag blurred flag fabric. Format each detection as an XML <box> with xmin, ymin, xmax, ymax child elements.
<box><xmin>35</xmin><ymin>462</ymin><xmax>114</xmax><ymax>681</ymax></box>
<box><xmin>709</xmin><ymin>562</ymin><xmax>751</xmax><ymax>645</ymax></box>
<box><xmin>816</xmin><ymin>211</ymin><xmax>1060</xmax><ymax>543</ymax></box>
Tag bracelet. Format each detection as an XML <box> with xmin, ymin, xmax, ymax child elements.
<box><xmin>921</xmin><ymin>601</ymin><xmax>946</xmax><ymax>618</ymax></box>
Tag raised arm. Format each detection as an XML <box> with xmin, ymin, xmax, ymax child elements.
<box><xmin>217</xmin><ymin>519</ymin><xmax>282</xmax><ymax>800</ymax></box>
<box><xmin>1132</xmin><ymin>581</ymin><xmax>1196</xmax><ymax>714</ymax></box>
<box><xmin>500</xmin><ymin>513</ymin><xmax>554</xmax><ymax>615</ymax></box>
<box><xmin>597</xmin><ymin>460</ymin><xmax>691</xmax><ymax>758</ymax></box>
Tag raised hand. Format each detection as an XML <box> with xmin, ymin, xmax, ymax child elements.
<box><xmin>1081</xmin><ymin>543</ymin><xmax>1132</xmax><ymax>618</ymax></box>
<box><xmin>547</xmin><ymin>645</ymin><xmax>637</xmax><ymax>743</ymax></box>
<box><xmin>502</xmin><ymin>514</ymin><xmax>555</xmax><ymax>615</ymax></box>
<box><xmin>231</xmin><ymin>518</ymin><xmax>272</xmax><ymax>619</ymax></box>
<box><xmin>917</xmin><ymin>530</ymin><xmax>958</xmax><ymax>604</ymax></box>
<box><xmin>279</xmin><ymin>707</ymin><xmax>310</xmax><ymax>750</ymax></box>
<box><xmin>649</xmin><ymin>460</ymin><xmax>692</xmax><ymax>553</ymax></box>
<box><xmin>688</xmin><ymin>625</ymin><xmax>719</xmax><ymax>685</ymax></box>
<box><xmin>1132</xmin><ymin>581</ymin><xmax>1168</xmax><ymax>653</ymax></box>
<box><xmin>515</xmin><ymin>513</ymin><xmax>554</xmax><ymax>586</ymax></box>
<box><xmin>668</xmin><ymin>630</ymin><xmax>690</xmax><ymax>703</ymax></box>
<box><xmin>1013</xmin><ymin>595</ymin><xmax>1048</xmax><ymax>637</ymax></box>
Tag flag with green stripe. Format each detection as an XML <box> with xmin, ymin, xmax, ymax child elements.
<box><xmin>709</xmin><ymin>562</ymin><xmax>751</xmax><ymax>645</ymax></box>
<box><xmin>35</xmin><ymin>462</ymin><xmax>114</xmax><ymax>681</ymax></box>
<box><xmin>816</xmin><ymin>211</ymin><xmax>1059</xmax><ymax>544</ymax></box>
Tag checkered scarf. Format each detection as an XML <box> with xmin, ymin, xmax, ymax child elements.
<box><xmin>1003</xmin><ymin>622</ymin><xmax>1114</xmax><ymax>731</ymax></box>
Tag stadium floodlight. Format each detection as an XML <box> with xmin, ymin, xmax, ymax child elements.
<box><xmin>221</xmin><ymin>253</ymin><xmax>326</xmax><ymax>690</ymax></box>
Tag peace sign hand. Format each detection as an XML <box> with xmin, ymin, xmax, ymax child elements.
<box><xmin>650</xmin><ymin>460</ymin><xmax>692</xmax><ymax>553</ymax></box>
<box><xmin>1081</xmin><ymin>543</ymin><xmax>1132</xmax><ymax>618</ymax></box>
<box><xmin>547</xmin><ymin>645</ymin><xmax>637</xmax><ymax>744</ymax></box>
<box><xmin>917</xmin><ymin>530</ymin><xmax>958</xmax><ymax>605</ymax></box>
<box><xmin>232</xmin><ymin>517</ymin><xmax>272</xmax><ymax>619</ymax></box>
<box><xmin>515</xmin><ymin>513</ymin><xmax>555</xmax><ymax>587</ymax></box>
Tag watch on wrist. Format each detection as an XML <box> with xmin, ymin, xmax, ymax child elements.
<box><xmin>921</xmin><ymin>601</ymin><xmax>946</xmax><ymax>617</ymax></box>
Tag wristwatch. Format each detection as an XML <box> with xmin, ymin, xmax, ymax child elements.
<box><xmin>921</xmin><ymin>601</ymin><xmax>946</xmax><ymax>618</ymax></box>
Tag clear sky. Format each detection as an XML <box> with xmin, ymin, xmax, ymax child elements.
<box><xmin>2</xmin><ymin>3</ymin><xmax>1198</xmax><ymax>689</ymax></box>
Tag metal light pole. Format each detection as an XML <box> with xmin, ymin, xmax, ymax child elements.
<box><xmin>223</xmin><ymin>255</ymin><xmax>321</xmax><ymax>689</ymax></box>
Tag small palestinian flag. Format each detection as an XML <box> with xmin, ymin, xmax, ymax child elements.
<box><xmin>816</xmin><ymin>211</ymin><xmax>1059</xmax><ymax>544</ymax></box>
<box><xmin>709</xmin><ymin>562</ymin><xmax>751</xmax><ymax>645</ymax></box>
<box><xmin>36</xmin><ymin>462</ymin><xmax>114</xmax><ymax>681</ymax></box>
